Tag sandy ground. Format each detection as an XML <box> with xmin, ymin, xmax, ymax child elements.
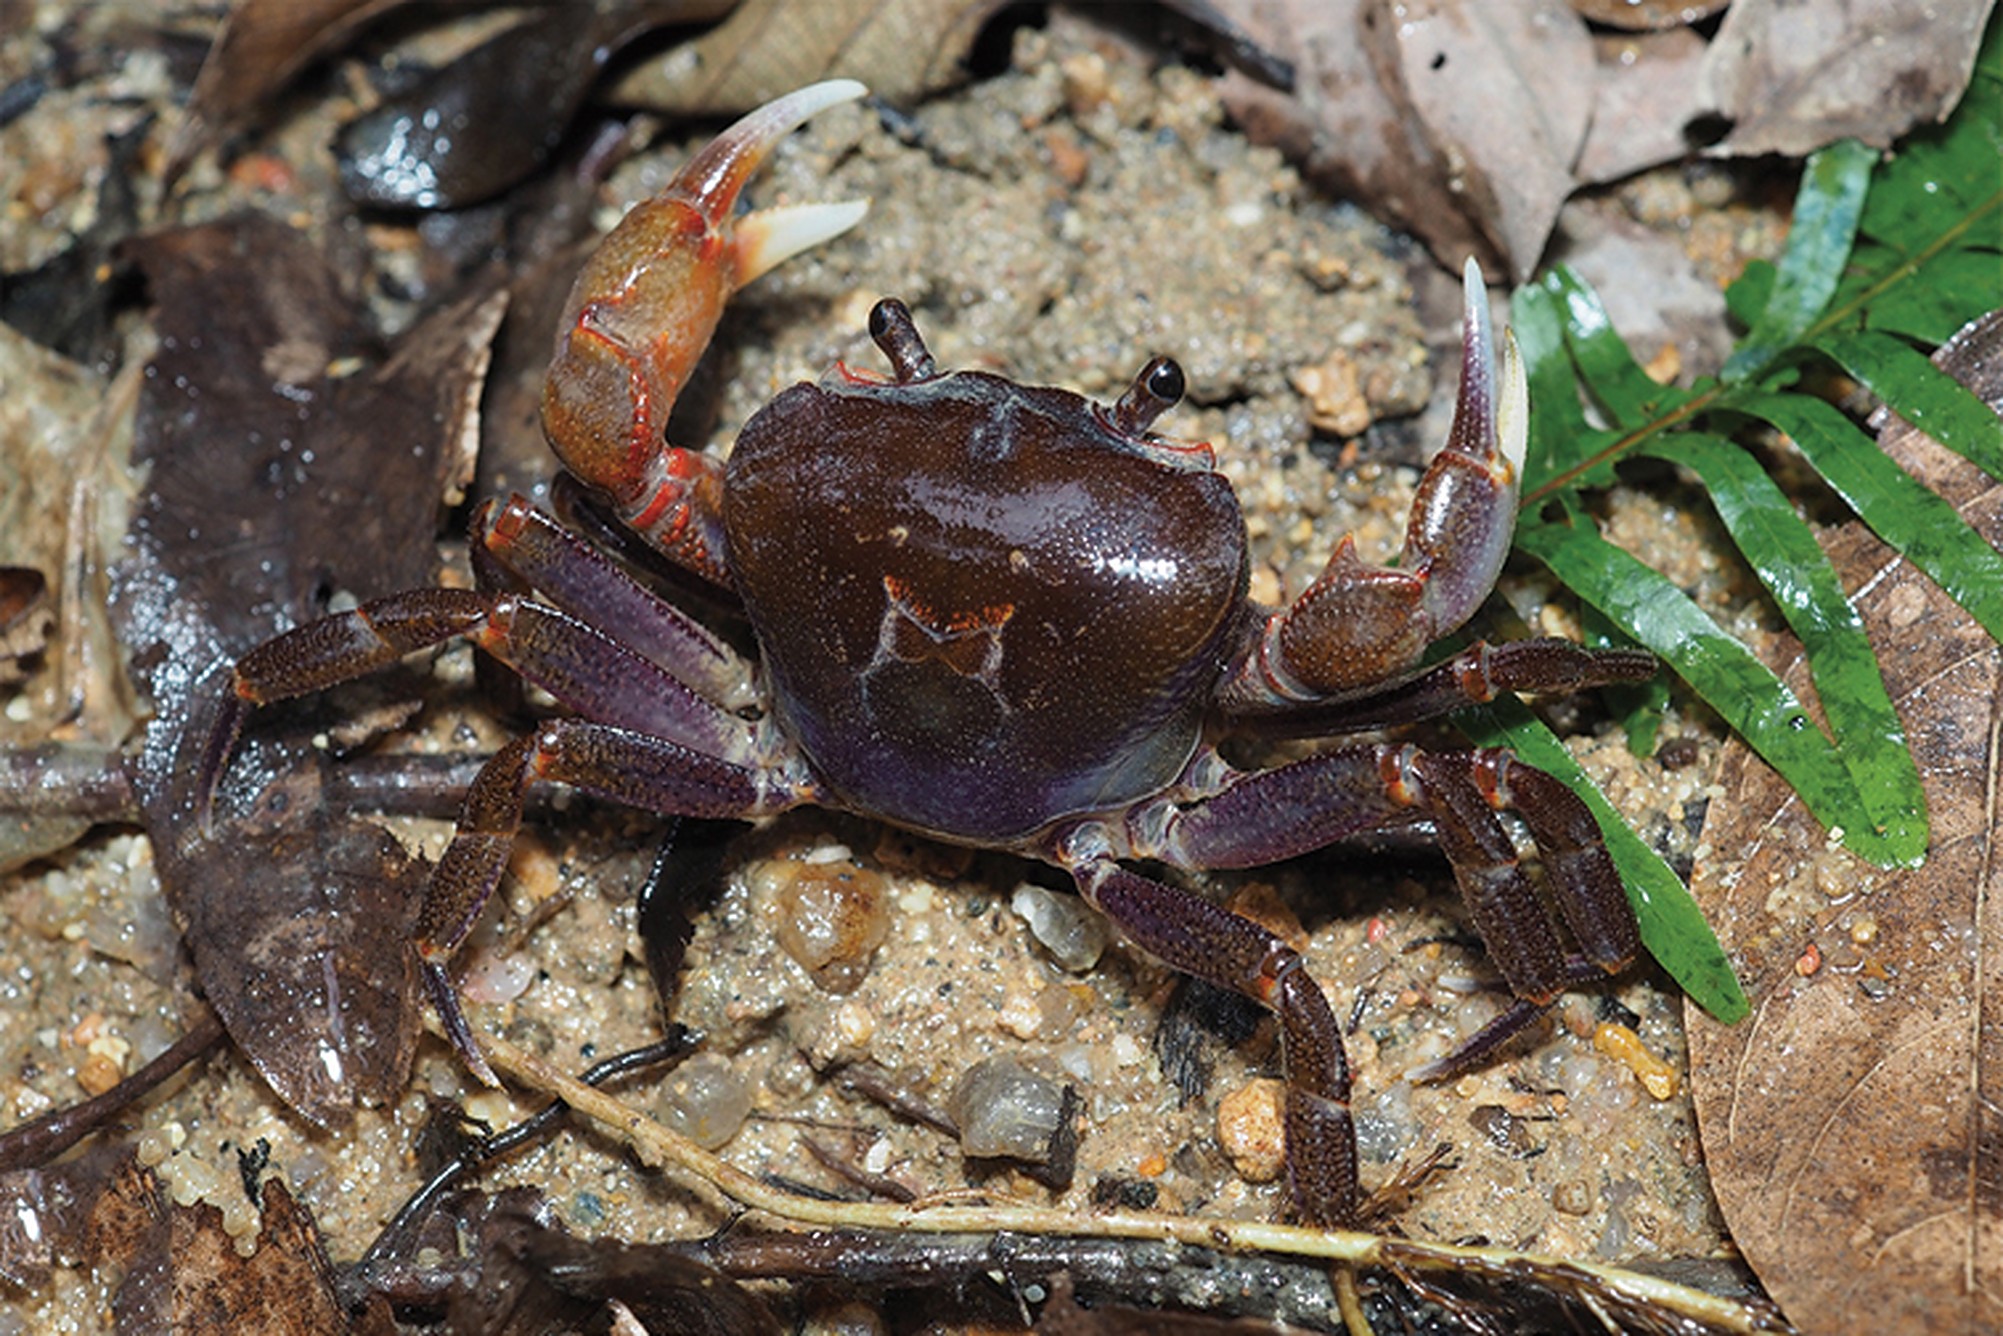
<box><xmin>0</xmin><ymin>4</ymin><xmax>1773</xmax><ymax>1329</ymax></box>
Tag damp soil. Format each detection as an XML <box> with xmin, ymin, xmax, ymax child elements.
<box><xmin>0</xmin><ymin>3</ymin><xmax>1776</xmax><ymax>1330</ymax></box>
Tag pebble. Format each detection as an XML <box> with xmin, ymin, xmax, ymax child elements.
<box><xmin>659</xmin><ymin>1052</ymin><xmax>752</xmax><ymax>1150</ymax></box>
<box><xmin>769</xmin><ymin>855</ymin><xmax>891</xmax><ymax>994</ymax></box>
<box><xmin>1010</xmin><ymin>883</ymin><xmax>1106</xmax><ymax>971</ymax></box>
<box><xmin>1216</xmin><ymin>1077</ymin><xmax>1287</xmax><ymax>1182</ymax></box>
<box><xmin>948</xmin><ymin>1056</ymin><xmax>1066</xmax><ymax>1163</ymax></box>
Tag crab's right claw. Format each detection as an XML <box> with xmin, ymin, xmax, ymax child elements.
<box><xmin>541</xmin><ymin>80</ymin><xmax>870</xmax><ymax>584</ymax></box>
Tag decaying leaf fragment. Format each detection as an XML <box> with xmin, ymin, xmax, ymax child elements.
<box><xmin>1687</xmin><ymin>310</ymin><xmax>2003</xmax><ymax>1335</ymax></box>
<box><xmin>2</xmin><ymin>1143</ymin><xmax>390</xmax><ymax>1333</ymax></box>
<box><xmin>606</xmin><ymin>0</ymin><xmax>1012</xmax><ymax>117</ymax></box>
<box><xmin>1217</xmin><ymin>0</ymin><xmax>1595</xmax><ymax>281</ymax></box>
<box><xmin>110</xmin><ymin>214</ymin><xmax>503</xmax><ymax>1128</ymax></box>
<box><xmin>1701</xmin><ymin>0</ymin><xmax>2000</xmax><ymax>157</ymax></box>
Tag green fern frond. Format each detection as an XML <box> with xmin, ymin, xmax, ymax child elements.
<box><xmin>1481</xmin><ymin>18</ymin><xmax>2001</xmax><ymax>1021</ymax></box>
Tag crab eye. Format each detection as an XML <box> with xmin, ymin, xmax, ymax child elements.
<box><xmin>867</xmin><ymin>297</ymin><xmax>937</xmax><ymax>384</ymax></box>
<box><xmin>1110</xmin><ymin>355</ymin><xmax>1184</xmax><ymax>435</ymax></box>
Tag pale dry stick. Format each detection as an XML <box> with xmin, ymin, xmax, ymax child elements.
<box><xmin>470</xmin><ymin>1026</ymin><xmax>1786</xmax><ymax>1335</ymax></box>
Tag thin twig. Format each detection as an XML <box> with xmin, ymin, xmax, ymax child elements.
<box><xmin>0</xmin><ymin>1003</ymin><xmax>224</xmax><ymax>1172</ymax></box>
<box><xmin>467</xmin><ymin>1025</ymin><xmax>1791</xmax><ymax>1336</ymax></box>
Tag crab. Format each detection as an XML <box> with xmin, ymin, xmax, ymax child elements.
<box><xmin>201</xmin><ymin>80</ymin><xmax>1656</xmax><ymax>1228</ymax></box>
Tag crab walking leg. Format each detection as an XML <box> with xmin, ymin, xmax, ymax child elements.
<box><xmin>472</xmin><ymin>495</ymin><xmax>755</xmax><ymax>710</ymax></box>
<box><xmin>1070</xmin><ymin>859</ymin><xmax>1358</xmax><ymax>1227</ymax></box>
<box><xmin>232</xmin><ymin>592</ymin><xmax>751</xmax><ymax>751</ymax></box>
<box><xmin>420</xmin><ymin>719</ymin><xmax>806</xmax><ymax>1083</ymax></box>
<box><xmin>1248</xmin><ymin>261</ymin><xmax>1526</xmax><ymax>698</ymax></box>
<box><xmin>1229</xmin><ymin>639</ymin><xmax>1657</xmax><ymax>736</ymax></box>
<box><xmin>540</xmin><ymin>80</ymin><xmax>869</xmax><ymax>586</ymax></box>
<box><xmin>198</xmin><ymin>586</ymin><xmax>758</xmax><ymax>826</ymax></box>
<box><xmin>1149</xmin><ymin>745</ymin><xmax>1636</xmax><ymax>1016</ymax></box>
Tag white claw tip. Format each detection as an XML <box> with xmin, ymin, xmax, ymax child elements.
<box><xmin>735</xmin><ymin>199</ymin><xmax>872</xmax><ymax>287</ymax></box>
<box><xmin>1462</xmin><ymin>256</ymin><xmax>1492</xmax><ymax>353</ymax></box>
<box><xmin>788</xmin><ymin>78</ymin><xmax>869</xmax><ymax>117</ymax></box>
<box><xmin>1497</xmin><ymin>328</ymin><xmax>1528</xmax><ymax>479</ymax></box>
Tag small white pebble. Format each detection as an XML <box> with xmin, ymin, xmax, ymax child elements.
<box><xmin>802</xmin><ymin>843</ymin><xmax>853</xmax><ymax>865</ymax></box>
<box><xmin>835</xmin><ymin>998</ymin><xmax>876</xmax><ymax>1048</ymax></box>
<box><xmin>862</xmin><ymin>1137</ymin><xmax>892</xmax><ymax>1174</ymax></box>
<box><xmin>463</xmin><ymin>1091</ymin><xmax>518</xmax><ymax>1127</ymax></box>
<box><xmin>998</xmin><ymin>991</ymin><xmax>1043</xmax><ymax>1040</ymax></box>
<box><xmin>1111</xmin><ymin>1034</ymin><xmax>1142</xmax><ymax>1068</ymax></box>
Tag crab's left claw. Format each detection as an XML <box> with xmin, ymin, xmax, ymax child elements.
<box><xmin>1247</xmin><ymin>258</ymin><xmax>1525</xmax><ymax>701</ymax></box>
<box><xmin>541</xmin><ymin>80</ymin><xmax>870</xmax><ymax>585</ymax></box>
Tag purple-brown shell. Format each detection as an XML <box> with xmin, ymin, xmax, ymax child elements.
<box><xmin>724</xmin><ymin>368</ymin><xmax>1249</xmax><ymax>841</ymax></box>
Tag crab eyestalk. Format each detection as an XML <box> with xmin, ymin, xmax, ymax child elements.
<box><xmin>540</xmin><ymin>80</ymin><xmax>870</xmax><ymax>582</ymax></box>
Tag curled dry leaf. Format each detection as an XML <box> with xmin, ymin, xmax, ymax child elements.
<box><xmin>0</xmin><ymin>322</ymin><xmax>142</xmax><ymax>872</ymax></box>
<box><xmin>1575</xmin><ymin>25</ymin><xmax>1712</xmax><ymax>185</ymax></box>
<box><xmin>1217</xmin><ymin>0</ymin><xmax>1594</xmax><ymax>280</ymax></box>
<box><xmin>1700</xmin><ymin>0</ymin><xmax>2000</xmax><ymax>156</ymax></box>
<box><xmin>606</xmin><ymin>0</ymin><xmax>1012</xmax><ymax>117</ymax></box>
<box><xmin>1217</xmin><ymin>0</ymin><xmax>1994</xmax><ymax>273</ymax></box>
<box><xmin>333</xmin><ymin>0</ymin><xmax>734</xmax><ymax>210</ymax></box>
<box><xmin>1686</xmin><ymin>311</ymin><xmax>2003</xmax><ymax>1335</ymax></box>
<box><xmin>110</xmin><ymin>214</ymin><xmax>503</xmax><ymax>1128</ymax></box>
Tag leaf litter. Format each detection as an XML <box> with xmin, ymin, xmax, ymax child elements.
<box><xmin>1686</xmin><ymin>310</ymin><xmax>2003</xmax><ymax>1336</ymax></box>
<box><xmin>6</xmin><ymin>0</ymin><xmax>1984</xmax><ymax>1330</ymax></box>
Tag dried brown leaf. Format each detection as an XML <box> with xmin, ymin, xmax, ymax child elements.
<box><xmin>1700</xmin><ymin>0</ymin><xmax>1999</xmax><ymax>156</ymax></box>
<box><xmin>1576</xmin><ymin>26</ymin><xmax>1711</xmax><ymax>184</ymax></box>
<box><xmin>110</xmin><ymin>214</ymin><xmax>503</xmax><ymax>1127</ymax></box>
<box><xmin>1217</xmin><ymin>0</ymin><xmax>1594</xmax><ymax>281</ymax></box>
<box><xmin>606</xmin><ymin>0</ymin><xmax>1010</xmax><ymax>116</ymax></box>
<box><xmin>1686</xmin><ymin>311</ymin><xmax>2003</xmax><ymax>1334</ymax></box>
<box><xmin>10</xmin><ymin>1143</ymin><xmax>383</xmax><ymax>1333</ymax></box>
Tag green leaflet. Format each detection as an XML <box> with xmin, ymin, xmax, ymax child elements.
<box><xmin>1453</xmin><ymin>695</ymin><xmax>1749</xmax><ymax>1024</ymax></box>
<box><xmin>1812</xmin><ymin>329</ymin><xmax>2003</xmax><ymax>480</ymax></box>
<box><xmin>1735</xmin><ymin>393</ymin><xmax>2003</xmax><ymax>650</ymax></box>
<box><xmin>1723</xmin><ymin>140</ymin><xmax>1876</xmax><ymax>382</ymax></box>
<box><xmin>1513</xmin><ymin>513</ymin><xmax>1917</xmax><ymax>866</ymax></box>
<box><xmin>1640</xmin><ymin>432</ymin><xmax>1926</xmax><ymax>859</ymax></box>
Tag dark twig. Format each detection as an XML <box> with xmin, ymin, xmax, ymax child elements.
<box><xmin>0</xmin><ymin>1002</ymin><xmax>224</xmax><ymax>1173</ymax></box>
<box><xmin>343</xmin><ymin>1031</ymin><xmax>698</xmax><ymax>1309</ymax></box>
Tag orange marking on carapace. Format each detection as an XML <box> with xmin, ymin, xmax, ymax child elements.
<box><xmin>882</xmin><ymin>574</ymin><xmax>1014</xmax><ymax>637</ymax></box>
